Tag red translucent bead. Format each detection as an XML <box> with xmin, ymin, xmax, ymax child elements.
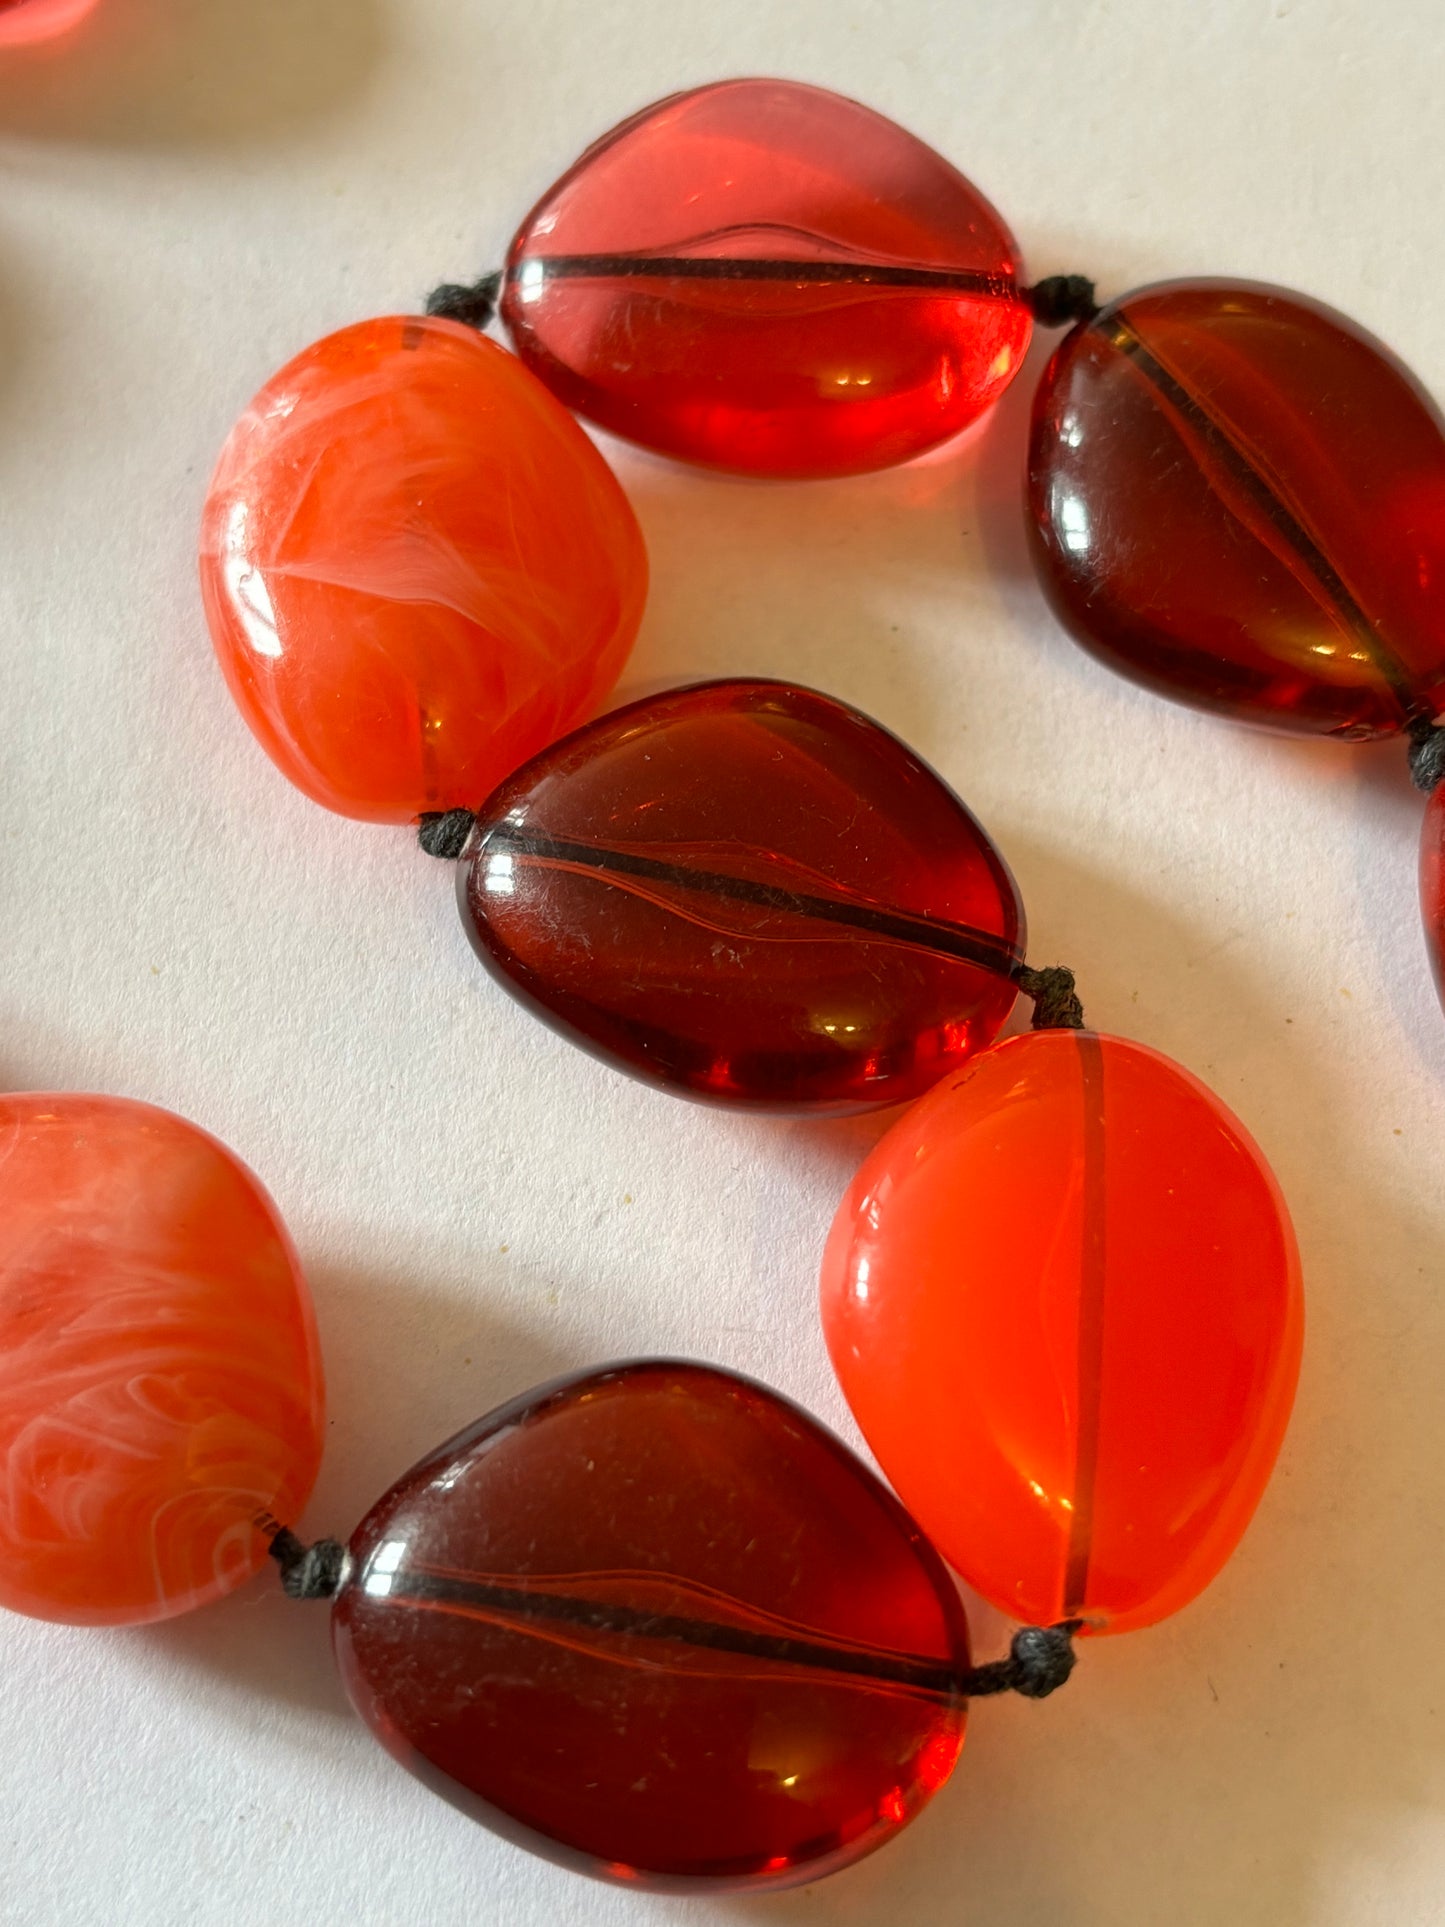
<box><xmin>200</xmin><ymin>317</ymin><xmax>647</xmax><ymax>823</ymax></box>
<box><xmin>501</xmin><ymin>79</ymin><xmax>1032</xmax><ymax>479</ymax></box>
<box><xmin>458</xmin><ymin>680</ymin><xmax>1024</xmax><ymax>1112</ymax></box>
<box><xmin>332</xmin><ymin>1360</ymin><xmax>969</xmax><ymax>1891</ymax></box>
<box><xmin>0</xmin><ymin>0</ymin><xmax>103</xmax><ymax>45</ymax></box>
<box><xmin>1028</xmin><ymin>280</ymin><xmax>1445</xmax><ymax>739</ymax></box>
<box><xmin>821</xmin><ymin>1032</ymin><xmax>1303</xmax><ymax>1634</ymax></box>
<box><xmin>1423</xmin><ymin>782</ymin><xmax>1445</xmax><ymax>1007</ymax></box>
<box><xmin>0</xmin><ymin>1094</ymin><xmax>324</xmax><ymax>1626</ymax></box>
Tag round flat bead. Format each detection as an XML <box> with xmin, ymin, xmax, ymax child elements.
<box><xmin>0</xmin><ymin>1095</ymin><xmax>324</xmax><ymax>1626</ymax></box>
<box><xmin>821</xmin><ymin>1031</ymin><xmax>1303</xmax><ymax>1633</ymax></box>
<box><xmin>0</xmin><ymin>0</ymin><xmax>102</xmax><ymax>45</ymax></box>
<box><xmin>332</xmin><ymin>1360</ymin><xmax>969</xmax><ymax>1891</ymax></box>
<box><xmin>458</xmin><ymin>679</ymin><xmax>1024</xmax><ymax>1112</ymax></box>
<box><xmin>501</xmin><ymin>78</ymin><xmax>1031</xmax><ymax>479</ymax></box>
<box><xmin>1028</xmin><ymin>280</ymin><xmax>1445</xmax><ymax>739</ymax></box>
<box><xmin>1422</xmin><ymin>782</ymin><xmax>1445</xmax><ymax>1007</ymax></box>
<box><xmin>200</xmin><ymin>317</ymin><xmax>647</xmax><ymax>823</ymax></box>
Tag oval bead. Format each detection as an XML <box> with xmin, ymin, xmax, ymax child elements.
<box><xmin>0</xmin><ymin>0</ymin><xmax>103</xmax><ymax>45</ymax></box>
<box><xmin>332</xmin><ymin>1359</ymin><xmax>969</xmax><ymax>1891</ymax></box>
<box><xmin>458</xmin><ymin>679</ymin><xmax>1024</xmax><ymax>1112</ymax></box>
<box><xmin>501</xmin><ymin>78</ymin><xmax>1032</xmax><ymax>479</ymax></box>
<box><xmin>821</xmin><ymin>1031</ymin><xmax>1303</xmax><ymax>1633</ymax></box>
<box><xmin>199</xmin><ymin>317</ymin><xmax>647</xmax><ymax>823</ymax></box>
<box><xmin>1027</xmin><ymin>279</ymin><xmax>1445</xmax><ymax>739</ymax></box>
<box><xmin>1422</xmin><ymin>782</ymin><xmax>1445</xmax><ymax>1008</ymax></box>
<box><xmin>0</xmin><ymin>1094</ymin><xmax>324</xmax><ymax>1626</ymax></box>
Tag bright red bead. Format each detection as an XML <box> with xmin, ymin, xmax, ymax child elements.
<box><xmin>501</xmin><ymin>79</ymin><xmax>1032</xmax><ymax>479</ymax></box>
<box><xmin>0</xmin><ymin>0</ymin><xmax>102</xmax><ymax>44</ymax></box>
<box><xmin>0</xmin><ymin>1095</ymin><xmax>324</xmax><ymax>1626</ymax></box>
<box><xmin>458</xmin><ymin>680</ymin><xmax>1024</xmax><ymax>1112</ymax></box>
<box><xmin>200</xmin><ymin>317</ymin><xmax>647</xmax><ymax>823</ymax></box>
<box><xmin>821</xmin><ymin>1031</ymin><xmax>1303</xmax><ymax>1634</ymax></box>
<box><xmin>1423</xmin><ymin>781</ymin><xmax>1445</xmax><ymax>1007</ymax></box>
<box><xmin>1028</xmin><ymin>280</ymin><xmax>1445</xmax><ymax>739</ymax></box>
<box><xmin>332</xmin><ymin>1361</ymin><xmax>970</xmax><ymax>1891</ymax></box>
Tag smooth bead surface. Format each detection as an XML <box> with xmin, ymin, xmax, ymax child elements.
<box><xmin>0</xmin><ymin>1095</ymin><xmax>324</xmax><ymax>1626</ymax></box>
<box><xmin>200</xmin><ymin>317</ymin><xmax>647</xmax><ymax>822</ymax></box>
<box><xmin>459</xmin><ymin>680</ymin><xmax>1023</xmax><ymax>1112</ymax></box>
<box><xmin>333</xmin><ymin>1360</ymin><xmax>969</xmax><ymax>1891</ymax></box>
<box><xmin>502</xmin><ymin>78</ymin><xmax>1031</xmax><ymax>478</ymax></box>
<box><xmin>0</xmin><ymin>0</ymin><xmax>102</xmax><ymax>45</ymax></box>
<box><xmin>821</xmin><ymin>1031</ymin><xmax>1303</xmax><ymax>1633</ymax></box>
<box><xmin>1028</xmin><ymin>280</ymin><xmax>1445</xmax><ymax>739</ymax></box>
<box><xmin>1423</xmin><ymin>783</ymin><xmax>1445</xmax><ymax>1006</ymax></box>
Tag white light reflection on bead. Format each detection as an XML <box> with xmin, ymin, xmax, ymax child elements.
<box><xmin>223</xmin><ymin>501</ymin><xmax>282</xmax><ymax>659</ymax></box>
<box><xmin>363</xmin><ymin>1539</ymin><xmax>408</xmax><ymax>1598</ymax></box>
<box><xmin>485</xmin><ymin>852</ymin><xmax>516</xmax><ymax>896</ymax></box>
<box><xmin>1056</xmin><ymin>491</ymin><xmax>1091</xmax><ymax>555</ymax></box>
<box><xmin>517</xmin><ymin>260</ymin><xmax>546</xmax><ymax>303</ymax></box>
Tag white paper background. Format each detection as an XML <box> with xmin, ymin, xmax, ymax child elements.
<box><xmin>1</xmin><ymin>2</ymin><xmax>1443</xmax><ymax>1921</ymax></box>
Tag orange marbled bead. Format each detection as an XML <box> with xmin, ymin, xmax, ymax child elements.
<box><xmin>821</xmin><ymin>1031</ymin><xmax>1303</xmax><ymax>1634</ymax></box>
<box><xmin>0</xmin><ymin>1094</ymin><xmax>324</xmax><ymax>1626</ymax></box>
<box><xmin>199</xmin><ymin>317</ymin><xmax>647</xmax><ymax>823</ymax></box>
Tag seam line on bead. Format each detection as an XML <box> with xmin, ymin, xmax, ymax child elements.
<box><xmin>1063</xmin><ymin>1030</ymin><xmax>1107</xmax><ymax>1618</ymax></box>
<box><xmin>509</xmin><ymin>253</ymin><xmax>1019</xmax><ymax>300</ymax></box>
<box><xmin>1103</xmin><ymin>310</ymin><xmax>1420</xmax><ymax>720</ymax></box>
<box><xmin>482</xmin><ymin>827</ymin><xmax>1025</xmax><ymax>980</ymax></box>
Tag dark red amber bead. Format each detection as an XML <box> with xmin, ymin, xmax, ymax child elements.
<box><xmin>457</xmin><ymin>680</ymin><xmax>1024</xmax><ymax>1112</ymax></box>
<box><xmin>332</xmin><ymin>1360</ymin><xmax>969</xmax><ymax>1892</ymax></box>
<box><xmin>1028</xmin><ymin>280</ymin><xmax>1445</xmax><ymax>739</ymax></box>
<box><xmin>501</xmin><ymin>79</ymin><xmax>1032</xmax><ymax>479</ymax></box>
<box><xmin>1423</xmin><ymin>782</ymin><xmax>1445</xmax><ymax>1007</ymax></box>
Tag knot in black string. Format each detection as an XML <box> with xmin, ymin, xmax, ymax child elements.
<box><xmin>1017</xmin><ymin>963</ymin><xmax>1086</xmax><ymax>1030</ymax></box>
<box><xmin>425</xmin><ymin>269</ymin><xmax>503</xmax><ymax>332</ymax></box>
<box><xmin>418</xmin><ymin>807</ymin><xmax>477</xmax><ymax>860</ymax></box>
<box><xmin>268</xmin><ymin>1527</ymin><xmax>348</xmax><ymax>1601</ymax></box>
<box><xmin>962</xmin><ymin>1622</ymin><xmax>1079</xmax><ymax>1700</ymax></box>
<box><xmin>1408</xmin><ymin>719</ymin><xmax>1445</xmax><ymax>794</ymax></box>
<box><xmin>1027</xmin><ymin>275</ymin><xmax>1099</xmax><ymax>328</ymax></box>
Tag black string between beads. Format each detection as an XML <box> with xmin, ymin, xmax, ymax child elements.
<box><xmin>418</xmin><ymin>808</ymin><xmax>478</xmax><ymax>859</ymax></box>
<box><xmin>1408</xmin><ymin>719</ymin><xmax>1445</xmax><ymax>794</ymax></box>
<box><xmin>425</xmin><ymin>271</ymin><xmax>503</xmax><ymax>331</ymax></box>
<box><xmin>268</xmin><ymin>1526</ymin><xmax>348</xmax><ymax>1601</ymax></box>
<box><xmin>264</xmin><ymin>1524</ymin><xmax>1078</xmax><ymax>1700</ymax></box>
<box><xmin>1026</xmin><ymin>275</ymin><xmax>1099</xmax><ymax>328</ymax></box>
<box><xmin>1017</xmin><ymin>963</ymin><xmax>1086</xmax><ymax>1030</ymax></box>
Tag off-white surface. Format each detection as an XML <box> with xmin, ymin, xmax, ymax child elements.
<box><xmin>1</xmin><ymin>3</ymin><xmax>1442</xmax><ymax>1922</ymax></box>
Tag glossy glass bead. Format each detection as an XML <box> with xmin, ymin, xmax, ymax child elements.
<box><xmin>1423</xmin><ymin>783</ymin><xmax>1445</xmax><ymax>1007</ymax></box>
<box><xmin>332</xmin><ymin>1360</ymin><xmax>969</xmax><ymax>1891</ymax></box>
<box><xmin>200</xmin><ymin>317</ymin><xmax>647</xmax><ymax>823</ymax></box>
<box><xmin>1028</xmin><ymin>280</ymin><xmax>1445</xmax><ymax>739</ymax></box>
<box><xmin>0</xmin><ymin>0</ymin><xmax>102</xmax><ymax>45</ymax></box>
<box><xmin>501</xmin><ymin>79</ymin><xmax>1032</xmax><ymax>479</ymax></box>
<box><xmin>458</xmin><ymin>679</ymin><xmax>1024</xmax><ymax>1112</ymax></box>
<box><xmin>0</xmin><ymin>1095</ymin><xmax>324</xmax><ymax>1626</ymax></box>
<box><xmin>821</xmin><ymin>1031</ymin><xmax>1303</xmax><ymax>1633</ymax></box>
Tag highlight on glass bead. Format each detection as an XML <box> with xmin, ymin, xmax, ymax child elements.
<box><xmin>0</xmin><ymin>0</ymin><xmax>103</xmax><ymax>46</ymax></box>
<box><xmin>0</xmin><ymin>1094</ymin><xmax>324</xmax><ymax>1626</ymax></box>
<box><xmin>199</xmin><ymin>316</ymin><xmax>648</xmax><ymax>823</ymax></box>
<box><xmin>501</xmin><ymin>78</ymin><xmax>1033</xmax><ymax>478</ymax></box>
<box><xmin>821</xmin><ymin>1029</ymin><xmax>1303</xmax><ymax>1634</ymax></box>
<box><xmin>1028</xmin><ymin>279</ymin><xmax>1445</xmax><ymax>739</ymax></box>
<box><xmin>457</xmin><ymin>678</ymin><xmax>1025</xmax><ymax>1112</ymax></box>
<box><xmin>332</xmin><ymin>1359</ymin><xmax>970</xmax><ymax>1891</ymax></box>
